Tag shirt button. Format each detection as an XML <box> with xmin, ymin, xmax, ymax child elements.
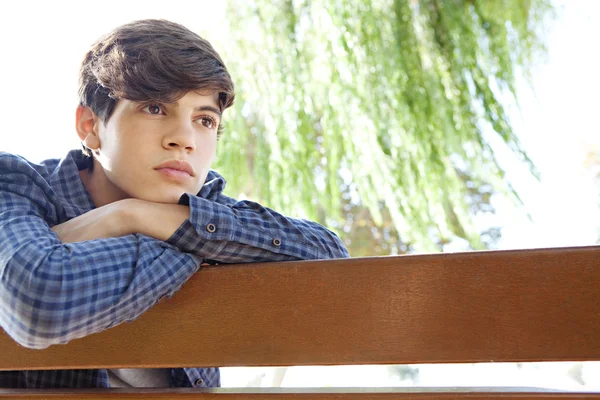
<box><xmin>194</xmin><ymin>378</ymin><xmax>204</xmax><ymax>386</ymax></box>
<box><xmin>206</xmin><ymin>223</ymin><xmax>216</xmax><ymax>233</ymax></box>
<box><xmin>272</xmin><ymin>238</ymin><xmax>282</xmax><ymax>247</ymax></box>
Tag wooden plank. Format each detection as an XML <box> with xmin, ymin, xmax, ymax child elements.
<box><xmin>1</xmin><ymin>246</ymin><xmax>599</xmax><ymax>370</ymax></box>
<box><xmin>1</xmin><ymin>387</ymin><xmax>600</xmax><ymax>399</ymax></box>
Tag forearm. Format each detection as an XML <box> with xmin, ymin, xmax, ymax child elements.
<box><xmin>2</xmin><ymin>236</ymin><xmax>200</xmax><ymax>349</ymax></box>
<box><xmin>128</xmin><ymin>199</ymin><xmax>190</xmax><ymax>242</ymax></box>
<box><xmin>51</xmin><ymin>199</ymin><xmax>137</xmax><ymax>243</ymax></box>
<box><xmin>167</xmin><ymin>194</ymin><xmax>350</xmax><ymax>262</ymax></box>
<box><xmin>51</xmin><ymin>199</ymin><xmax>189</xmax><ymax>244</ymax></box>
<box><xmin>53</xmin><ymin>196</ymin><xmax>347</xmax><ymax>261</ymax></box>
<box><xmin>1</xmin><ymin>196</ymin><xmax>201</xmax><ymax>349</ymax></box>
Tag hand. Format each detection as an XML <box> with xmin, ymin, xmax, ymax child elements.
<box><xmin>51</xmin><ymin>199</ymin><xmax>136</xmax><ymax>243</ymax></box>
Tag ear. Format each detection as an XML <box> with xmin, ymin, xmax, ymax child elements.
<box><xmin>75</xmin><ymin>106</ymin><xmax>101</xmax><ymax>151</ymax></box>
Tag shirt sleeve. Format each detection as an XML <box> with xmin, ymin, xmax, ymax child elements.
<box><xmin>166</xmin><ymin>192</ymin><xmax>350</xmax><ymax>263</ymax></box>
<box><xmin>0</xmin><ymin>169</ymin><xmax>202</xmax><ymax>350</ymax></box>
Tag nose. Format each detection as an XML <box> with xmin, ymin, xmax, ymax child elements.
<box><xmin>162</xmin><ymin>122</ymin><xmax>196</xmax><ymax>152</ymax></box>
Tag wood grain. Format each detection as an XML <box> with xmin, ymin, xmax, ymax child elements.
<box><xmin>1</xmin><ymin>387</ymin><xmax>600</xmax><ymax>399</ymax></box>
<box><xmin>1</xmin><ymin>246</ymin><xmax>599</xmax><ymax>370</ymax></box>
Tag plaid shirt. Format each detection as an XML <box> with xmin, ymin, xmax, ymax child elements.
<box><xmin>0</xmin><ymin>150</ymin><xmax>349</xmax><ymax>388</ymax></box>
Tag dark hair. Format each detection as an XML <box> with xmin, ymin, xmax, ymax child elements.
<box><xmin>79</xmin><ymin>19</ymin><xmax>235</xmax><ymax>158</ymax></box>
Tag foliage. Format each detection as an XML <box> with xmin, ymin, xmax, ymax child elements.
<box><xmin>214</xmin><ymin>0</ymin><xmax>554</xmax><ymax>252</ymax></box>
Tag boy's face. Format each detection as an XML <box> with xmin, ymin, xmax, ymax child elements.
<box><xmin>84</xmin><ymin>90</ymin><xmax>221</xmax><ymax>204</ymax></box>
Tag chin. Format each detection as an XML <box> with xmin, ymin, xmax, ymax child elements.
<box><xmin>135</xmin><ymin>190</ymin><xmax>186</xmax><ymax>204</ymax></box>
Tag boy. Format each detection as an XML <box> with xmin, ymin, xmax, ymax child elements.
<box><xmin>0</xmin><ymin>19</ymin><xmax>349</xmax><ymax>388</ymax></box>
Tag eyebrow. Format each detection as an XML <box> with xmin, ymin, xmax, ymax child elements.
<box><xmin>172</xmin><ymin>102</ymin><xmax>222</xmax><ymax>118</ymax></box>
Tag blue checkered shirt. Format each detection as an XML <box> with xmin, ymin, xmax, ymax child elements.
<box><xmin>0</xmin><ymin>150</ymin><xmax>349</xmax><ymax>388</ymax></box>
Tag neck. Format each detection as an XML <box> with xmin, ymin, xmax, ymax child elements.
<box><xmin>79</xmin><ymin>158</ymin><xmax>130</xmax><ymax>208</ymax></box>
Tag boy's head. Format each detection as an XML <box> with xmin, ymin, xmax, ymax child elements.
<box><xmin>76</xmin><ymin>19</ymin><xmax>235</xmax><ymax>205</ymax></box>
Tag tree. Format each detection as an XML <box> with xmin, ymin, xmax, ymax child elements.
<box><xmin>208</xmin><ymin>3</ymin><xmax>555</xmax><ymax>383</ymax></box>
<box><xmin>212</xmin><ymin>0</ymin><xmax>554</xmax><ymax>252</ymax></box>
<box><xmin>338</xmin><ymin>168</ymin><xmax>501</xmax><ymax>256</ymax></box>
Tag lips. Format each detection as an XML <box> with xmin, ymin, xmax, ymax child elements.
<box><xmin>155</xmin><ymin>160</ymin><xmax>195</xmax><ymax>177</ymax></box>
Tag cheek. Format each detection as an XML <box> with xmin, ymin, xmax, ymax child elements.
<box><xmin>206</xmin><ymin>139</ymin><xmax>217</xmax><ymax>159</ymax></box>
<box><xmin>99</xmin><ymin>125</ymin><xmax>152</xmax><ymax>180</ymax></box>
<box><xmin>102</xmin><ymin>121</ymin><xmax>151</xmax><ymax>156</ymax></box>
<box><xmin>204</xmin><ymin>137</ymin><xmax>218</xmax><ymax>163</ymax></box>
<box><xmin>196</xmin><ymin>133</ymin><xmax>217</xmax><ymax>155</ymax></box>
<box><xmin>192</xmin><ymin>138</ymin><xmax>217</xmax><ymax>182</ymax></box>
<box><xmin>99</xmin><ymin>135</ymin><xmax>129</xmax><ymax>171</ymax></box>
<box><xmin>99</xmin><ymin>121</ymin><xmax>127</xmax><ymax>154</ymax></box>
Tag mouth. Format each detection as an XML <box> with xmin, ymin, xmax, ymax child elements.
<box><xmin>155</xmin><ymin>167</ymin><xmax>192</xmax><ymax>181</ymax></box>
<box><xmin>154</xmin><ymin>160</ymin><xmax>195</xmax><ymax>182</ymax></box>
<box><xmin>154</xmin><ymin>160</ymin><xmax>195</xmax><ymax>177</ymax></box>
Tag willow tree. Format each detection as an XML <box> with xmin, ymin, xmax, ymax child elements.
<box><xmin>212</xmin><ymin>0</ymin><xmax>554</xmax><ymax>252</ymax></box>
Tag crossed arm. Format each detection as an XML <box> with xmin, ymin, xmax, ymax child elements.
<box><xmin>1</xmin><ymin>156</ymin><xmax>348</xmax><ymax>349</ymax></box>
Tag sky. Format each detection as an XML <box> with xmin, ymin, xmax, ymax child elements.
<box><xmin>1</xmin><ymin>0</ymin><xmax>599</xmax><ymax>389</ymax></box>
<box><xmin>477</xmin><ymin>0</ymin><xmax>600</xmax><ymax>250</ymax></box>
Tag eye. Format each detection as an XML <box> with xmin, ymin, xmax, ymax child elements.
<box><xmin>198</xmin><ymin>116</ymin><xmax>217</xmax><ymax>130</ymax></box>
<box><xmin>142</xmin><ymin>104</ymin><xmax>165</xmax><ymax>115</ymax></box>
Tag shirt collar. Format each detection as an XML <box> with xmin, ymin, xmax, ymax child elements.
<box><xmin>49</xmin><ymin>150</ymin><xmax>96</xmax><ymax>218</ymax></box>
<box><xmin>197</xmin><ymin>170</ymin><xmax>227</xmax><ymax>200</ymax></box>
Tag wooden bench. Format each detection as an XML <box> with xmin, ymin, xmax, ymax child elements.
<box><xmin>1</xmin><ymin>245</ymin><xmax>599</xmax><ymax>399</ymax></box>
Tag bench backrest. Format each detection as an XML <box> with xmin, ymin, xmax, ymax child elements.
<box><xmin>1</xmin><ymin>246</ymin><xmax>599</xmax><ymax>399</ymax></box>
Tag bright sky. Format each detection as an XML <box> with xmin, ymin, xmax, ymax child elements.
<box><xmin>478</xmin><ymin>0</ymin><xmax>600</xmax><ymax>250</ymax></box>
<box><xmin>1</xmin><ymin>0</ymin><xmax>599</xmax><ymax>389</ymax></box>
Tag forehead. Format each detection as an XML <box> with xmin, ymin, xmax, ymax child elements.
<box><xmin>118</xmin><ymin>90</ymin><xmax>220</xmax><ymax>111</ymax></box>
<box><xmin>175</xmin><ymin>90</ymin><xmax>220</xmax><ymax>109</ymax></box>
